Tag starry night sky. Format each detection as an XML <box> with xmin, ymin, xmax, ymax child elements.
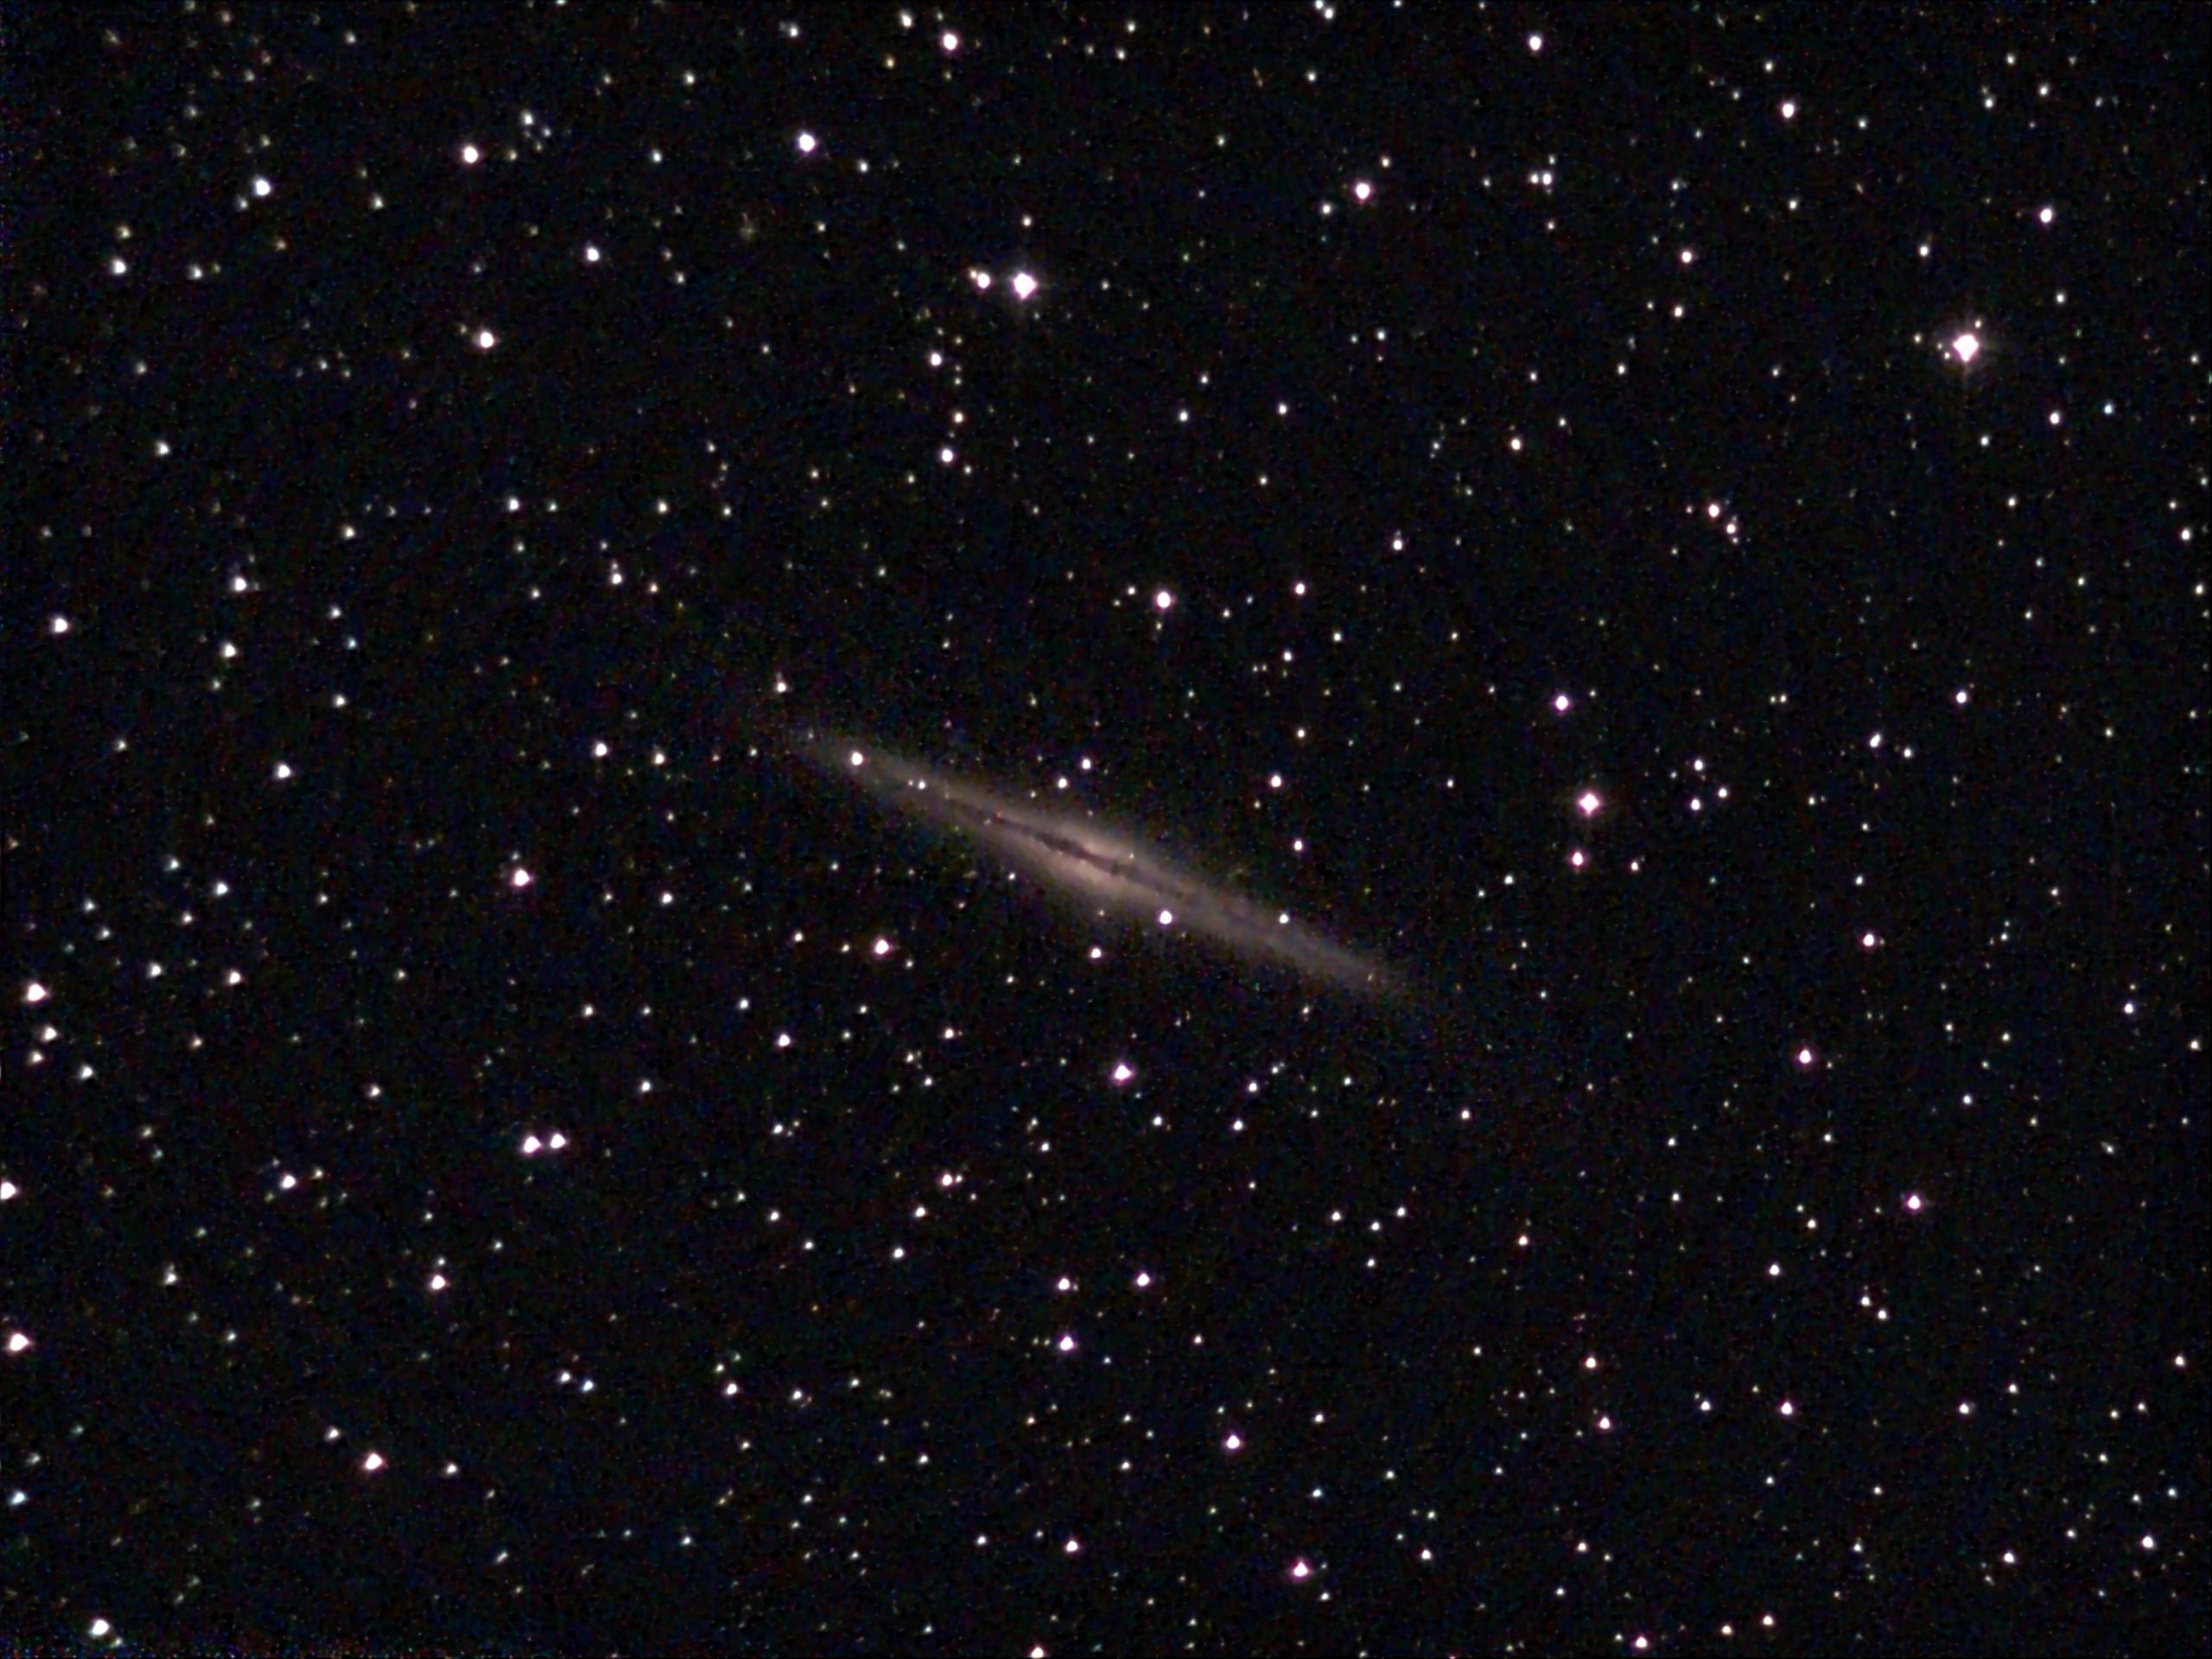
<box><xmin>10</xmin><ymin>6</ymin><xmax>2206</xmax><ymax>1653</ymax></box>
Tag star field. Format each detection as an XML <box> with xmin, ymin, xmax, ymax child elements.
<box><xmin>10</xmin><ymin>7</ymin><xmax>2206</xmax><ymax>1654</ymax></box>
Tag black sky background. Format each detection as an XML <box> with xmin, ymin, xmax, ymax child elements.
<box><xmin>9</xmin><ymin>5</ymin><xmax>2206</xmax><ymax>1653</ymax></box>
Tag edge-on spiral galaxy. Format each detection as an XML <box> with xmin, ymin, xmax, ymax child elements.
<box><xmin>789</xmin><ymin>728</ymin><xmax>1401</xmax><ymax>1000</ymax></box>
